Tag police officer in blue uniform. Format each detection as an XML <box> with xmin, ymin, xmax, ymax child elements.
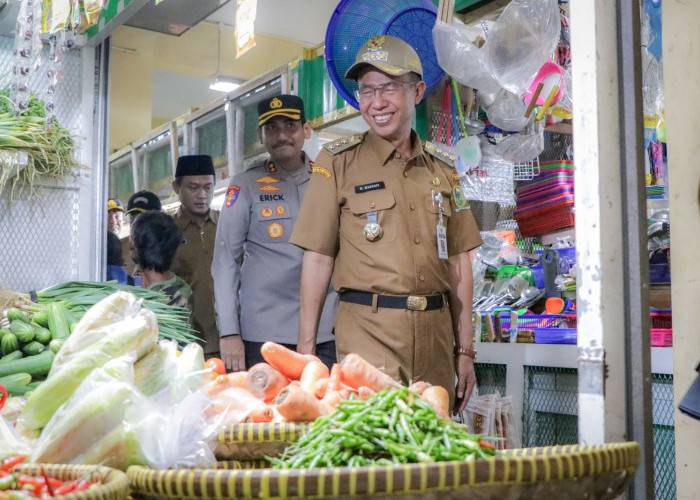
<box><xmin>212</xmin><ymin>95</ymin><xmax>337</xmax><ymax>371</ymax></box>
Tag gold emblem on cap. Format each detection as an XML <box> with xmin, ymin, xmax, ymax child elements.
<box><xmin>366</xmin><ymin>36</ymin><xmax>386</xmax><ymax>49</ymax></box>
<box><xmin>270</xmin><ymin>98</ymin><xmax>283</xmax><ymax>109</ymax></box>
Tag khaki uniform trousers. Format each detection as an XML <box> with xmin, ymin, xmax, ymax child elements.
<box><xmin>335</xmin><ymin>300</ymin><xmax>456</xmax><ymax>406</ymax></box>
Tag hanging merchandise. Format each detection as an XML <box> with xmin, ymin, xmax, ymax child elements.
<box><xmin>432</xmin><ymin>20</ymin><xmax>500</xmax><ymax>93</ymax></box>
<box><xmin>12</xmin><ymin>0</ymin><xmax>43</xmax><ymax>113</ymax></box>
<box><xmin>235</xmin><ymin>0</ymin><xmax>257</xmax><ymax>58</ymax></box>
<box><xmin>42</xmin><ymin>0</ymin><xmax>72</xmax><ymax>33</ymax></box>
<box><xmin>485</xmin><ymin>0</ymin><xmax>560</xmax><ymax>96</ymax></box>
<box><xmin>457</xmin><ymin>148</ymin><xmax>515</xmax><ymax>206</ymax></box>
<box><xmin>495</xmin><ymin>118</ymin><xmax>545</xmax><ymax>165</ymax></box>
<box><xmin>484</xmin><ymin>89</ymin><xmax>530</xmax><ymax>132</ymax></box>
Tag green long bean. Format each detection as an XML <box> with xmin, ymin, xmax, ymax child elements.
<box><xmin>268</xmin><ymin>387</ymin><xmax>500</xmax><ymax>468</ymax></box>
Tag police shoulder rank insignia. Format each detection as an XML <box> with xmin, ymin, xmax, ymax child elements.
<box><xmin>452</xmin><ymin>184</ymin><xmax>470</xmax><ymax>212</ymax></box>
<box><xmin>259</xmin><ymin>185</ymin><xmax>281</xmax><ymax>192</ymax></box>
<box><xmin>323</xmin><ymin>135</ymin><xmax>361</xmax><ymax>155</ymax></box>
<box><xmin>312</xmin><ymin>165</ymin><xmax>332</xmax><ymax>178</ymax></box>
<box><xmin>424</xmin><ymin>141</ymin><xmax>456</xmax><ymax>168</ymax></box>
<box><xmin>225</xmin><ymin>185</ymin><xmax>240</xmax><ymax>207</ymax></box>
<box><xmin>256</xmin><ymin>176</ymin><xmax>279</xmax><ymax>184</ymax></box>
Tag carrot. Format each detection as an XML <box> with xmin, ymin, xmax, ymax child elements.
<box><xmin>205</xmin><ymin>371</ymin><xmax>256</xmax><ymax>397</ymax></box>
<box><xmin>319</xmin><ymin>364</ymin><xmax>343</xmax><ymax>413</ymax></box>
<box><xmin>409</xmin><ymin>380</ymin><xmax>431</xmax><ymax>395</ymax></box>
<box><xmin>243</xmin><ymin>405</ymin><xmax>275</xmax><ymax>423</ymax></box>
<box><xmin>205</xmin><ymin>387</ymin><xmax>266</xmax><ymax>425</ymax></box>
<box><xmin>260</xmin><ymin>342</ymin><xmax>321</xmax><ymax>380</ymax></box>
<box><xmin>339</xmin><ymin>353</ymin><xmax>399</xmax><ymax>392</ymax></box>
<box><xmin>247</xmin><ymin>363</ymin><xmax>290</xmax><ymax>403</ymax></box>
<box><xmin>300</xmin><ymin>360</ymin><xmax>330</xmax><ymax>394</ymax></box>
<box><xmin>313</xmin><ymin>378</ymin><xmax>329</xmax><ymax>399</ymax></box>
<box><xmin>274</xmin><ymin>382</ymin><xmax>324</xmax><ymax>422</ymax></box>
<box><xmin>420</xmin><ymin>385</ymin><xmax>450</xmax><ymax>419</ymax></box>
<box><xmin>478</xmin><ymin>439</ymin><xmax>495</xmax><ymax>450</ymax></box>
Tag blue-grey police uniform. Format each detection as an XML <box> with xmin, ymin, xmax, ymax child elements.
<box><xmin>212</xmin><ymin>154</ymin><xmax>337</xmax><ymax>348</ymax></box>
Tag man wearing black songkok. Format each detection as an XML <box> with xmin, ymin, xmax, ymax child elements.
<box><xmin>171</xmin><ymin>155</ymin><xmax>220</xmax><ymax>355</ymax></box>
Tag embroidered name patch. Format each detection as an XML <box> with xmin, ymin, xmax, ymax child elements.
<box><xmin>225</xmin><ymin>185</ymin><xmax>240</xmax><ymax>207</ymax></box>
<box><xmin>312</xmin><ymin>166</ymin><xmax>332</xmax><ymax>178</ymax></box>
<box><xmin>355</xmin><ymin>181</ymin><xmax>386</xmax><ymax>194</ymax></box>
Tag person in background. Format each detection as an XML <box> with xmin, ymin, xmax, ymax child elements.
<box><xmin>212</xmin><ymin>94</ymin><xmax>337</xmax><ymax>372</ymax></box>
<box><xmin>290</xmin><ymin>35</ymin><xmax>482</xmax><ymax>413</ymax></box>
<box><xmin>170</xmin><ymin>155</ymin><xmax>220</xmax><ymax>357</ymax></box>
<box><xmin>106</xmin><ymin>231</ymin><xmax>135</xmax><ymax>285</ymax></box>
<box><xmin>121</xmin><ymin>190</ymin><xmax>163</xmax><ymax>275</ymax></box>
<box><xmin>130</xmin><ymin>210</ymin><xmax>193</xmax><ymax>313</ymax></box>
<box><xmin>107</xmin><ymin>198</ymin><xmax>124</xmax><ymax>235</ymax></box>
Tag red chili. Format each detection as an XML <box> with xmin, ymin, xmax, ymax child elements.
<box><xmin>54</xmin><ymin>483</ymin><xmax>77</xmax><ymax>495</ymax></box>
<box><xmin>0</xmin><ymin>383</ymin><xmax>6</xmax><ymax>412</ymax></box>
<box><xmin>1</xmin><ymin>455</ymin><xmax>27</xmax><ymax>472</ymax></box>
<box><xmin>478</xmin><ymin>439</ymin><xmax>495</xmax><ymax>450</ymax></box>
<box><xmin>38</xmin><ymin>467</ymin><xmax>54</xmax><ymax>497</ymax></box>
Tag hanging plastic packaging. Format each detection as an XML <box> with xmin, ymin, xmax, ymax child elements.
<box><xmin>432</xmin><ymin>20</ymin><xmax>501</xmax><ymax>93</ymax></box>
<box><xmin>41</xmin><ymin>0</ymin><xmax>72</xmax><ymax>33</ymax></box>
<box><xmin>495</xmin><ymin>118</ymin><xmax>545</xmax><ymax>163</ymax></box>
<box><xmin>485</xmin><ymin>0</ymin><xmax>561</xmax><ymax>96</ymax></box>
<box><xmin>484</xmin><ymin>89</ymin><xmax>530</xmax><ymax>132</ymax></box>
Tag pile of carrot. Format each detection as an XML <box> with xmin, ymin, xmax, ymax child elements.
<box><xmin>203</xmin><ymin>342</ymin><xmax>450</xmax><ymax>425</ymax></box>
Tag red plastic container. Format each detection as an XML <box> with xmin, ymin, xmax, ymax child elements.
<box><xmin>650</xmin><ymin>328</ymin><xmax>672</xmax><ymax>347</ymax></box>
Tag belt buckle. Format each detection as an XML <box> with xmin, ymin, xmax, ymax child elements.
<box><xmin>406</xmin><ymin>295</ymin><xmax>428</xmax><ymax>311</ymax></box>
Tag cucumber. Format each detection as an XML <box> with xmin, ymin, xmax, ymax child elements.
<box><xmin>48</xmin><ymin>302</ymin><xmax>70</xmax><ymax>340</ymax></box>
<box><xmin>0</xmin><ymin>350</ymin><xmax>55</xmax><ymax>378</ymax></box>
<box><xmin>32</xmin><ymin>325</ymin><xmax>51</xmax><ymax>345</ymax></box>
<box><xmin>22</xmin><ymin>341</ymin><xmax>45</xmax><ymax>356</ymax></box>
<box><xmin>10</xmin><ymin>320</ymin><xmax>35</xmax><ymax>344</ymax></box>
<box><xmin>0</xmin><ymin>372</ymin><xmax>32</xmax><ymax>386</ymax></box>
<box><xmin>1</xmin><ymin>380</ymin><xmax>33</xmax><ymax>396</ymax></box>
<box><xmin>5</xmin><ymin>308</ymin><xmax>30</xmax><ymax>323</ymax></box>
<box><xmin>31</xmin><ymin>309</ymin><xmax>50</xmax><ymax>327</ymax></box>
<box><xmin>48</xmin><ymin>338</ymin><xmax>64</xmax><ymax>354</ymax></box>
<box><xmin>1</xmin><ymin>333</ymin><xmax>19</xmax><ymax>356</ymax></box>
<box><xmin>0</xmin><ymin>328</ymin><xmax>10</xmax><ymax>341</ymax></box>
<box><xmin>0</xmin><ymin>350</ymin><xmax>22</xmax><ymax>364</ymax></box>
<box><xmin>27</xmin><ymin>380</ymin><xmax>43</xmax><ymax>389</ymax></box>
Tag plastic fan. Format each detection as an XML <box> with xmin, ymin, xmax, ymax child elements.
<box><xmin>325</xmin><ymin>0</ymin><xmax>444</xmax><ymax>109</ymax></box>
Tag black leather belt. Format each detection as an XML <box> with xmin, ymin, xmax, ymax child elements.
<box><xmin>339</xmin><ymin>290</ymin><xmax>444</xmax><ymax>311</ymax></box>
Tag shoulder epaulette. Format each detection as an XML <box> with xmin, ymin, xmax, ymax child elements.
<box><xmin>323</xmin><ymin>135</ymin><xmax>362</xmax><ymax>155</ymax></box>
<box><xmin>424</xmin><ymin>141</ymin><xmax>456</xmax><ymax>168</ymax></box>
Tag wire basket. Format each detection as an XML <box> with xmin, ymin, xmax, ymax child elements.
<box><xmin>513</xmin><ymin>156</ymin><xmax>541</xmax><ymax>181</ymax></box>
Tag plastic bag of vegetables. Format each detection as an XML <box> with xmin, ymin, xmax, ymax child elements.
<box><xmin>20</xmin><ymin>292</ymin><xmax>159</xmax><ymax>431</ymax></box>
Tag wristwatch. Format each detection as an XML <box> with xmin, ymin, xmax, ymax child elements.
<box><xmin>454</xmin><ymin>346</ymin><xmax>477</xmax><ymax>360</ymax></box>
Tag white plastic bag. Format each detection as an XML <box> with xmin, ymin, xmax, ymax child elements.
<box><xmin>485</xmin><ymin>89</ymin><xmax>530</xmax><ymax>132</ymax></box>
<box><xmin>485</xmin><ymin>0</ymin><xmax>561</xmax><ymax>95</ymax></box>
<box><xmin>432</xmin><ymin>20</ymin><xmax>501</xmax><ymax>93</ymax></box>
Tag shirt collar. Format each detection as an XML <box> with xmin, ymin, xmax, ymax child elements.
<box><xmin>175</xmin><ymin>207</ymin><xmax>217</xmax><ymax>228</ymax></box>
<box><xmin>365</xmin><ymin>129</ymin><xmax>428</xmax><ymax>167</ymax></box>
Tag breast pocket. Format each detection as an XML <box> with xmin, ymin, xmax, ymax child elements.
<box><xmin>345</xmin><ymin>190</ymin><xmax>397</xmax><ymax>245</ymax></box>
<box><xmin>250</xmin><ymin>202</ymin><xmax>293</xmax><ymax>243</ymax></box>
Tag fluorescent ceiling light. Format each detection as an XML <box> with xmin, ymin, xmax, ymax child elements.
<box><xmin>209</xmin><ymin>76</ymin><xmax>240</xmax><ymax>93</ymax></box>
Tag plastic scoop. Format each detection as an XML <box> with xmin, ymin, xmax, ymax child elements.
<box><xmin>525</xmin><ymin>61</ymin><xmax>565</xmax><ymax>107</ymax></box>
<box><xmin>451</xmin><ymin>79</ymin><xmax>482</xmax><ymax>176</ymax></box>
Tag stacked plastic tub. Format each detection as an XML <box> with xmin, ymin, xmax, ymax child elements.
<box><xmin>514</xmin><ymin>160</ymin><xmax>575</xmax><ymax>237</ymax></box>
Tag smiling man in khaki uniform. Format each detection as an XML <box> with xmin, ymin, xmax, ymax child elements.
<box><xmin>290</xmin><ymin>35</ymin><xmax>482</xmax><ymax>413</ymax></box>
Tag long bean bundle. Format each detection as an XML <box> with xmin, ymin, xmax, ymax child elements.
<box><xmin>268</xmin><ymin>387</ymin><xmax>499</xmax><ymax>469</ymax></box>
<box><xmin>23</xmin><ymin>281</ymin><xmax>200</xmax><ymax>346</ymax></box>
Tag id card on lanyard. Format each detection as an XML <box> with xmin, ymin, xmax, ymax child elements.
<box><xmin>433</xmin><ymin>190</ymin><xmax>448</xmax><ymax>260</ymax></box>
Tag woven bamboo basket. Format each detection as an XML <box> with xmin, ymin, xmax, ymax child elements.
<box><xmin>11</xmin><ymin>463</ymin><xmax>130</xmax><ymax>500</ymax></box>
<box><xmin>128</xmin><ymin>442</ymin><xmax>639</xmax><ymax>500</ymax></box>
<box><xmin>214</xmin><ymin>423</ymin><xmax>308</xmax><ymax>461</ymax></box>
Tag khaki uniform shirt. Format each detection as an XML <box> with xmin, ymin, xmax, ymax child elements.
<box><xmin>290</xmin><ymin>130</ymin><xmax>482</xmax><ymax>399</ymax></box>
<box><xmin>171</xmin><ymin>208</ymin><xmax>220</xmax><ymax>354</ymax></box>
<box><xmin>290</xmin><ymin>129</ymin><xmax>482</xmax><ymax>295</ymax></box>
<box><xmin>212</xmin><ymin>155</ymin><xmax>336</xmax><ymax>345</ymax></box>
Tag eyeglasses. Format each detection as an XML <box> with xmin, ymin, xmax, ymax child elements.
<box><xmin>354</xmin><ymin>81</ymin><xmax>417</xmax><ymax>102</ymax></box>
<box><xmin>262</xmin><ymin>120</ymin><xmax>302</xmax><ymax>135</ymax></box>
